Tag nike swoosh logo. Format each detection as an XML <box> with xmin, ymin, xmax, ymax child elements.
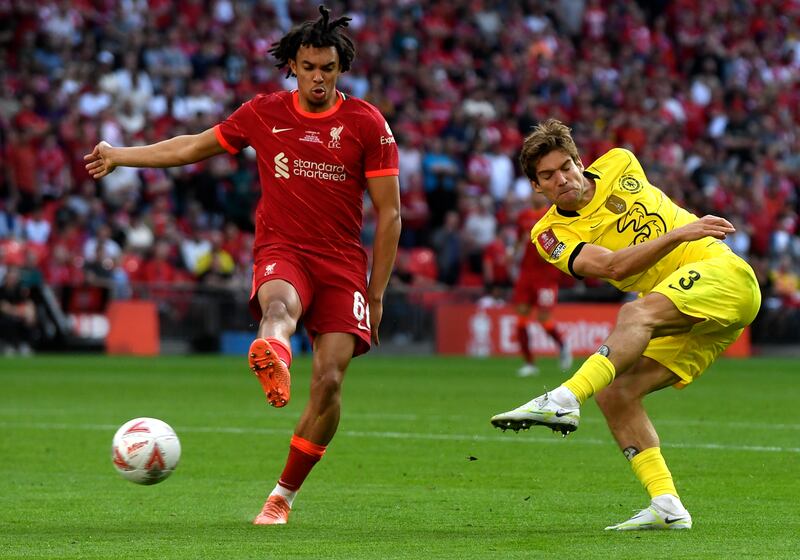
<box><xmin>272</xmin><ymin>126</ymin><xmax>292</xmax><ymax>133</ymax></box>
<box><xmin>555</xmin><ymin>410</ymin><xmax>572</xmax><ymax>417</ymax></box>
<box><xmin>664</xmin><ymin>516</ymin><xmax>685</xmax><ymax>524</ymax></box>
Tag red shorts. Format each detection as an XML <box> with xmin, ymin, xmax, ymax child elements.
<box><xmin>512</xmin><ymin>273</ymin><xmax>558</xmax><ymax>309</ymax></box>
<box><xmin>249</xmin><ymin>245</ymin><xmax>371</xmax><ymax>357</ymax></box>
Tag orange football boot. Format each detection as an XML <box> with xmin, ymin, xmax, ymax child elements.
<box><xmin>253</xmin><ymin>494</ymin><xmax>291</xmax><ymax>525</ymax></box>
<box><xmin>248</xmin><ymin>338</ymin><xmax>291</xmax><ymax>407</ymax></box>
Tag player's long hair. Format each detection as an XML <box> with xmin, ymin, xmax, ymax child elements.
<box><xmin>519</xmin><ymin>119</ymin><xmax>581</xmax><ymax>183</ymax></box>
<box><xmin>269</xmin><ymin>5</ymin><xmax>355</xmax><ymax>77</ymax></box>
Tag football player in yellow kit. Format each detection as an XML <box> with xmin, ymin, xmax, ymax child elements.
<box><xmin>490</xmin><ymin>119</ymin><xmax>761</xmax><ymax>531</ymax></box>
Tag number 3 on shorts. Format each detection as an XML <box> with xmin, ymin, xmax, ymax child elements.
<box><xmin>669</xmin><ymin>269</ymin><xmax>701</xmax><ymax>291</ymax></box>
<box><xmin>353</xmin><ymin>291</ymin><xmax>371</xmax><ymax>331</ymax></box>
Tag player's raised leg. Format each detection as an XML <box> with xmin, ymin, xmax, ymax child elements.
<box><xmin>250</xmin><ymin>280</ymin><xmax>301</xmax><ymax>408</ymax></box>
<box><xmin>254</xmin><ymin>332</ymin><xmax>356</xmax><ymax>525</ymax></box>
<box><xmin>491</xmin><ymin>293</ymin><xmax>699</xmax><ymax>434</ymax></box>
<box><xmin>598</xmin><ymin>356</ymin><xmax>692</xmax><ymax>530</ymax></box>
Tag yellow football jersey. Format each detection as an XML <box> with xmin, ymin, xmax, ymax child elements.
<box><xmin>531</xmin><ymin>148</ymin><xmax>730</xmax><ymax>294</ymax></box>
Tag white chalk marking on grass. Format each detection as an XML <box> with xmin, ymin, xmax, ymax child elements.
<box><xmin>3</xmin><ymin>421</ymin><xmax>799</xmax><ymax>454</ymax></box>
<box><xmin>2</xmin><ymin>408</ymin><xmax>799</xmax><ymax>432</ymax></box>
<box><xmin>0</xmin><ymin>408</ymin><xmax>419</xmax><ymax>422</ymax></box>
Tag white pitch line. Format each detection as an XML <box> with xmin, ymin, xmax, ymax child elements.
<box><xmin>0</xmin><ymin>409</ymin><xmax>421</xmax><ymax>422</ymax></box>
<box><xmin>2</xmin><ymin>408</ymin><xmax>800</xmax><ymax>432</ymax></box>
<box><xmin>3</xmin><ymin>421</ymin><xmax>799</xmax><ymax>454</ymax></box>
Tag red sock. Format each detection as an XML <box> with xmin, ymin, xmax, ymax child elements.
<box><xmin>277</xmin><ymin>435</ymin><xmax>326</xmax><ymax>492</ymax></box>
<box><xmin>542</xmin><ymin>320</ymin><xmax>564</xmax><ymax>346</ymax></box>
<box><xmin>265</xmin><ymin>337</ymin><xmax>292</xmax><ymax>368</ymax></box>
<box><xmin>516</xmin><ymin>320</ymin><xmax>532</xmax><ymax>364</ymax></box>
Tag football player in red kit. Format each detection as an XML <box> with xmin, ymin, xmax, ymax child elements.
<box><xmin>85</xmin><ymin>6</ymin><xmax>401</xmax><ymax>525</ymax></box>
<box><xmin>513</xmin><ymin>193</ymin><xmax>572</xmax><ymax>376</ymax></box>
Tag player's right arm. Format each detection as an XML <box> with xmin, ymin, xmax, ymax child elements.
<box><xmin>572</xmin><ymin>215</ymin><xmax>735</xmax><ymax>281</ymax></box>
<box><xmin>84</xmin><ymin>128</ymin><xmax>227</xmax><ymax>179</ymax></box>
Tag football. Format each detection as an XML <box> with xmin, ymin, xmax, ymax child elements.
<box><xmin>111</xmin><ymin>417</ymin><xmax>181</xmax><ymax>485</ymax></box>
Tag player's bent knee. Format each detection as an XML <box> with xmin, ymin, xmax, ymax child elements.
<box><xmin>310</xmin><ymin>366</ymin><xmax>344</xmax><ymax>404</ymax></box>
<box><xmin>262</xmin><ymin>300</ymin><xmax>295</xmax><ymax>326</ymax></box>
<box><xmin>616</xmin><ymin>299</ymin><xmax>660</xmax><ymax>330</ymax></box>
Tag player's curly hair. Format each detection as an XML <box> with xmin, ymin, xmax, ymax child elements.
<box><xmin>268</xmin><ymin>5</ymin><xmax>355</xmax><ymax>77</ymax></box>
<box><xmin>519</xmin><ymin>119</ymin><xmax>581</xmax><ymax>183</ymax></box>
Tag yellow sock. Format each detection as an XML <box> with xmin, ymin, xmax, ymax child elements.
<box><xmin>630</xmin><ymin>447</ymin><xmax>678</xmax><ymax>499</ymax></box>
<box><xmin>562</xmin><ymin>353</ymin><xmax>616</xmax><ymax>405</ymax></box>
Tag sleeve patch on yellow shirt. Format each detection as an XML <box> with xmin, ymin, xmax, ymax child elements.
<box><xmin>538</xmin><ymin>228</ymin><xmax>560</xmax><ymax>256</ymax></box>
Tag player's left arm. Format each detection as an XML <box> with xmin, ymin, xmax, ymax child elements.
<box><xmin>572</xmin><ymin>215</ymin><xmax>735</xmax><ymax>280</ymax></box>
<box><xmin>366</xmin><ymin>174</ymin><xmax>401</xmax><ymax>345</ymax></box>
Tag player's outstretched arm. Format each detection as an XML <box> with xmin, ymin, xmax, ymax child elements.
<box><xmin>366</xmin><ymin>175</ymin><xmax>401</xmax><ymax>346</ymax></box>
<box><xmin>573</xmin><ymin>215</ymin><xmax>735</xmax><ymax>281</ymax></box>
<box><xmin>84</xmin><ymin>128</ymin><xmax>227</xmax><ymax>179</ymax></box>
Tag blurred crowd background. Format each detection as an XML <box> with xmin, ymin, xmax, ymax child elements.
<box><xmin>1</xmin><ymin>0</ymin><xmax>799</xmax><ymax>352</ymax></box>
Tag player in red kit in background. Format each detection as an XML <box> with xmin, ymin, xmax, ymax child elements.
<box><xmin>84</xmin><ymin>6</ymin><xmax>401</xmax><ymax>525</ymax></box>
<box><xmin>513</xmin><ymin>193</ymin><xmax>572</xmax><ymax>376</ymax></box>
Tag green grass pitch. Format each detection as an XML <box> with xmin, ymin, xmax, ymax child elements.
<box><xmin>1</xmin><ymin>354</ymin><xmax>798</xmax><ymax>559</ymax></box>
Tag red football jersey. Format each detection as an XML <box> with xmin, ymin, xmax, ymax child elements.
<box><xmin>517</xmin><ymin>207</ymin><xmax>561</xmax><ymax>283</ymax></box>
<box><xmin>215</xmin><ymin>90</ymin><xmax>398</xmax><ymax>261</ymax></box>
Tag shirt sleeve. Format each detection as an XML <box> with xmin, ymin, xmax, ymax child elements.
<box><xmin>362</xmin><ymin>108</ymin><xmax>399</xmax><ymax>178</ymax></box>
<box><xmin>533</xmin><ymin>223</ymin><xmax>586</xmax><ymax>279</ymax></box>
<box><xmin>214</xmin><ymin>100</ymin><xmax>254</xmax><ymax>154</ymax></box>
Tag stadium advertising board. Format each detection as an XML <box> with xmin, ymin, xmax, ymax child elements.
<box><xmin>436</xmin><ymin>303</ymin><xmax>751</xmax><ymax>357</ymax></box>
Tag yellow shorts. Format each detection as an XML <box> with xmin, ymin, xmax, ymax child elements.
<box><xmin>644</xmin><ymin>252</ymin><xmax>761</xmax><ymax>386</ymax></box>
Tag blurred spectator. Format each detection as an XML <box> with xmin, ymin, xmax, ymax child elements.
<box><xmin>116</xmin><ymin>99</ymin><xmax>146</xmax><ymax>136</ymax></box>
<box><xmin>0</xmin><ymin>266</ymin><xmax>38</xmax><ymax>355</ymax></box>
<box><xmin>0</xmin><ymin>198</ymin><xmax>24</xmax><ymax>240</ymax></box>
<box><xmin>181</xmin><ymin>230</ymin><xmax>212</xmax><ymax>275</ymax></box>
<box><xmin>195</xmin><ymin>230</ymin><xmax>235</xmax><ymax>283</ymax></box>
<box><xmin>140</xmin><ymin>240</ymin><xmax>181</xmax><ymax>285</ymax></box>
<box><xmin>124</xmin><ymin>212</ymin><xmax>155</xmax><ymax>254</ymax></box>
<box><xmin>78</xmin><ymin>74</ymin><xmax>112</xmax><ymax>119</ymax></box>
<box><xmin>486</xmin><ymin>143</ymin><xmax>515</xmax><ymax>203</ymax></box>
<box><xmin>431</xmin><ymin>211</ymin><xmax>462</xmax><ymax>286</ymax></box>
<box><xmin>6</xmin><ymin>129</ymin><xmax>39</xmax><ymax>212</ymax></box>
<box><xmin>103</xmin><ymin>52</ymin><xmax>154</xmax><ymax>112</ymax></box>
<box><xmin>399</xmin><ymin>178</ymin><xmax>431</xmax><ymax>248</ymax></box>
<box><xmin>397</xmin><ymin>133</ymin><xmax>423</xmax><ymax>194</ymax></box>
<box><xmin>422</xmin><ymin>137</ymin><xmax>461</xmax><ymax>229</ymax></box>
<box><xmin>24</xmin><ymin>206</ymin><xmax>51</xmax><ymax>245</ymax></box>
<box><xmin>462</xmin><ymin>194</ymin><xmax>498</xmax><ymax>274</ymax></box>
<box><xmin>83</xmin><ymin>224</ymin><xmax>121</xmax><ymax>264</ymax></box>
<box><xmin>724</xmin><ymin>214</ymin><xmax>752</xmax><ymax>259</ymax></box>
<box><xmin>482</xmin><ymin>225</ymin><xmax>515</xmax><ymax>291</ymax></box>
<box><xmin>220</xmin><ymin>222</ymin><xmax>249</xmax><ymax>268</ymax></box>
<box><xmin>84</xmin><ymin>242</ymin><xmax>130</xmax><ymax>299</ymax></box>
<box><xmin>769</xmin><ymin>256</ymin><xmax>800</xmax><ymax>309</ymax></box>
<box><xmin>45</xmin><ymin>243</ymin><xmax>84</xmax><ymax>287</ymax></box>
<box><xmin>38</xmin><ymin>133</ymin><xmax>72</xmax><ymax>198</ymax></box>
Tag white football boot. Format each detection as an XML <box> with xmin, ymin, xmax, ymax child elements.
<box><xmin>490</xmin><ymin>388</ymin><xmax>580</xmax><ymax>436</ymax></box>
<box><xmin>605</xmin><ymin>495</ymin><xmax>692</xmax><ymax>531</ymax></box>
<box><xmin>516</xmin><ymin>363</ymin><xmax>540</xmax><ymax>377</ymax></box>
